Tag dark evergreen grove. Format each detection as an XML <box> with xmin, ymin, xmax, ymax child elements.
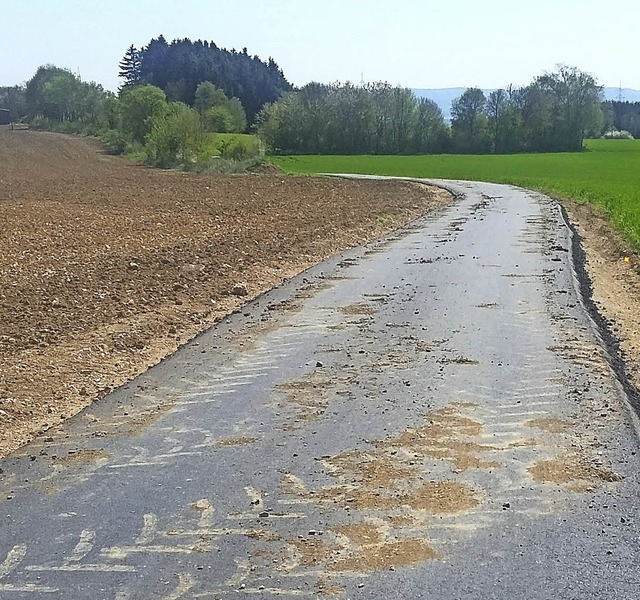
<box><xmin>118</xmin><ymin>36</ymin><xmax>292</xmax><ymax>124</ymax></box>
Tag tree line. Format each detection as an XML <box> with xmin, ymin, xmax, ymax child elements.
<box><xmin>256</xmin><ymin>82</ymin><xmax>449</xmax><ymax>154</ymax></box>
<box><xmin>1</xmin><ymin>45</ymin><xmax>636</xmax><ymax>162</ymax></box>
<box><xmin>257</xmin><ymin>66</ymin><xmax>606</xmax><ymax>155</ymax></box>
<box><xmin>602</xmin><ymin>101</ymin><xmax>640</xmax><ymax>138</ymax></box>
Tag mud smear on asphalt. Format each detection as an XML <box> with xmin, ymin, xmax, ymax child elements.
<box><xmin>338</xmin><ymin>302</ymin><xmax>377</xmax><ymax>316</ymax></box>
<box><xmin>525</xmin><ymin>417</ymin><xmax>571</xmax><ymax>434</ymax></box>
<box><xmin>327</xmin><ymin>450</ymin><xmax>418</xmax><ymax>486</ymax></box>
<box><xmin>126</xmin><ymin>400</ymin><xmax>177</xmax><ymax>436</ymax></box>
<box><xmin>214</xmin><ymin>436</ymin><xmax>258</xmax><ymax>447</ymax></box>
<box><xmin>272</xmin><ymin>370</ymin><xmax>357</xmax><ymax>430</ymax></box>
<box><xmin>370</xmin><ymin>348</ymin><xmax>417</xmax><ymax>372</ymax></box>
<box><xmin>548</xmin><ymin>340</ymin><xmax>610</xmax><ymax>377</ymax></box>
<box><xmin>51</xmin><ymin>448</ymin><xmax>109</xmax><ymax>465</ymax></box>
<box><xmin>290</xmin><ymin>529</ymin><xmax>439</xmax><ymax>575</ymax></box>
<box><xmin>437</xmin><ymin>355</ymin><xmax>480</xmax><ymax>365</ymax></box>
<box><xmin>334</xmin><ymin>523</ymin><xmax>384</xmax><ymax>546</ymax></box>
<box><xmin>379</xmin><ymin>404</ymin><xmax>500</xmax><ymax>472</ymax></box>
<box><xmin>272</xmin><ymin>404</ymin><xmax>485</xmax><ymax>578</ymax></box>
<box><xmin>403</xmin><ymin>481</ymin><xmax>479</xmax><ymax>512</ymax></box>
<box><xmin>528</xmin><ymin>454</ymin><xmax>623</xmax><ymax>491</ymax></box>
<box><xmin>415</xmin><ymin>339</ymin><xmax>447</xmax><ymax>353</ymax></box>
<box><xmin>231</xmin><ymin>300</ymin><xmax>304</xmax><ymax>352</ymax></box>
<box><xmin>316</xmin><ymin>579</ymin><xmax>346</xmax><ymax>596</ymax></box>
<box><xmin>291</xmin><ymin>538</ymin><xmax>339</xmax><ymax>567</ymax></box>
<box><xmin>329</xmin><ymin>539</ymin><xmax>439</xmax><ymax>572</ymax></box>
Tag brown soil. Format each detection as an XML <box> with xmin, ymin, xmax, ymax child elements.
<box><xmin>51</xmin><ymin>448</ymin><xmax>109</xmax><ymax>464</ymax></box>
<box><xmin>291</xmin><ymin>530</ymin><xmax>439</xmax><ymax>574</ymax></box>
<box><xmin>403</xmin><ymin>481</ymin><xmax>479</xmax><ymax>513</ymax></box>
<box><xmin>328</xmin><ymin>539</ymin><xmax>439</xmax><ymax>572</ymax></box>
<box><xmin>338</xmin><ymin>302</ymin><xmax>377</xmax><ymax>316</ymax></box>
<box><xmin>380</xmin><ymin>404</ymin><xmax>500</xmax><ymax>471</ymax></box>
<box><xmin>562</xmin><ymin>200</ymin><xmax>640</xmax><ymax>392</ymax></box>
<box><xmin>213</xmin><ymin>436</ymin><xmax>258</xmax><ymax>447</ymax></box>
<box><xmin>528</xmin><ymin>454</ymin><xmax>623</xmax><ymax>489</ymax></box>
<box><xmin>325</xmin><ymin>450</ymin><xmax>417</xmax><ymax>487</ymax></box>
<box><xmin>333</xmin><ymin>523</ymin><xmax>385</xmax><ymax>546</ymax></box>
<box><xmin>525</xmin><ymin>417</ymin><xmax>571</xmax><ymax>434</ymax></box>
<box><xmin>0</xmin><ymin>130</ymin><xmax>451</xmax><ymax>458</ymax></box>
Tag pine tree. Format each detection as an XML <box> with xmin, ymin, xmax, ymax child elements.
<box><xmin>118</xmin><ymin>45</ymin><xmax>141</xmax><ymax>89</ymax></box>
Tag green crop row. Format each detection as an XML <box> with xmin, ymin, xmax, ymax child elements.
<box><xmin>270</xmin><ymin>140</ymin><xmax>640</xmax><ymax>249</ymax></box>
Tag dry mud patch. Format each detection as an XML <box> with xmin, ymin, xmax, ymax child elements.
<box><xmin>268</xmin><ymin>396</ymin><xmax>623</xmax><ymax>583</ymax></box>
<box><xmin>0</xmin><ymin>130</ymin><xmax>451</xmax><ymax>457</ymax></box>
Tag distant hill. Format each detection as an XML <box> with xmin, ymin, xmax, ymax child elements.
<box><xmin>413</xmin><ymin>87</ymin><xmax>640</xmax><ymax>121</ymax></box>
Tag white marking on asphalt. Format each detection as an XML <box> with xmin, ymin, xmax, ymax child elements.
<box><xmin>68</xmin><ymin>530</ymin><xmax>94</xmax><ymax>562</ymax></box>
<box><xmin>245</xmin><ymin>486</ymin><xmax>263</xmax><ymax>506</ymax></box>
<box><xmin>226</xmin><ymin>512</ymin><xmax>307</xmax><ymax>520</ymax></box>
<box><xmin>0</xmin><ymin>583</ymin><xmax>59</xmax><ymax>593</ymax></box>
<box><xmin>102</xmin><ymin>544</ymin><xmax>208</xmax><ymax>558</ymax></box>
<box><xmin>108</xmin><ymin>451</ymin><xmax>202</xmax><ymax>468</ymax></box>
<box><xmin>135</xmin><ymin>514</ymin><xmax>158</xmax><ymax>545</ymax></box>
<box><xmin>27</xmin><ymin>563</ymin><xmax>135</xmax><ymax>573</ymax></box>
<box><xmin>0</xmin><ymin>545</ymin><xmax>26</xmax><ymax>579</ymax></box>
<box><xmin>166</xmin><ymin>528</ymin><xmax>265</xmax><ymax>537</ymax></box>
<box><xmin>225</xmin><ymin>559</ymin><xmax>250</xmax><ymax>587</ymax></box>
<box><xmin>193</xmin><ymin>499</ymin><xmax>215</xmax><ymax>528</ymax></box>
<box><xmin>160</xmin><ymin>573</ymin><xmax>197</xmax><ymax>600</ymax></box>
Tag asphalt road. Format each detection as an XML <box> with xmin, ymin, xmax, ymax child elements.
<box><xmin>1</xmin><ymin>180</ymin><xmax>639</xmax><ymax>599</ymax></box>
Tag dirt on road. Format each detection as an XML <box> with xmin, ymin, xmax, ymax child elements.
<box><xmin>1</xmin><ymin>130</ymin><xmax>639</xmax><ymax>459</ymax></box>
<box><xmin>0</xmin><ymin>130</ymin><xmax>451</xmax><ymax>457</ymax></box>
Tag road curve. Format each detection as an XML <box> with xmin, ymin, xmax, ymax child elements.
<box><xmin>1</xmin><ymin>180</ymin><xmax>639</xmax><ymax>599</ymax></box>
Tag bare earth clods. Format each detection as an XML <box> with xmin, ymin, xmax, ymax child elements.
<box><xmin>0</xmin><ymin>130</ymin><xmax>451</xmax><ymax>457</ymax></box>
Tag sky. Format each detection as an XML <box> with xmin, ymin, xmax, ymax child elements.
<box><xmin>2</xmin><ymin>0</ymin><xmax>639</xmax><ymax>92</ymax></box>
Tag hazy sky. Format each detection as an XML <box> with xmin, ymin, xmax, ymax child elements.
<box><xmin>2</xmin><ymin>0</ymin><xmax>639</xmax><ymax>91</ymax></box>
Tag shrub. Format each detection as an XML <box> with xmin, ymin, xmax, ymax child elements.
<box><xmin>99</xmin><ymin>129</ymin><xmax>129</xmax><ymax>155</ymax></box>
<box><xmin>144</xmin><ymin>102</ymin><xmax>203</xmax><ymax>167</ymax></box>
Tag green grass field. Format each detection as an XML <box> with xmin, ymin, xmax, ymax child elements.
<box><xmin>271</xmin><ymin>140</ymin><xmax>640</xmax><ymax>249</ymax></box>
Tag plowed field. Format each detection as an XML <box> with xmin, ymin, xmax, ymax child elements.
<box><xmin>0</xmin><ymin>130</ymin><xmax>451</xmax><ymax>457</ymax></box>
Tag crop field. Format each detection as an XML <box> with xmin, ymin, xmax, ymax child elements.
<box><xmin>272</xmin><ymin>140</ymin><xmax>640</xmax><ymax>249</ymax></box>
